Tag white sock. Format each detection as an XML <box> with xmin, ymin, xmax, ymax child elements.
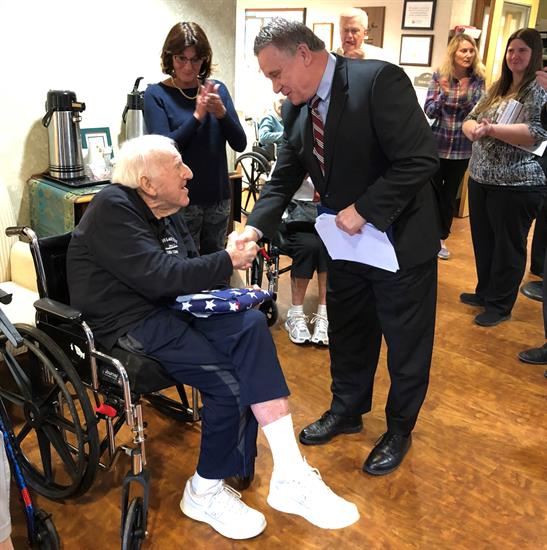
<box><xmin>288</xmin><ymin>304</ymin><xmax>304</xmax><ymax>316</ymax></box>
<box><xmin>317</xmin><ymin>304</ymin><xmax>327</xmax><ymax>317</ymax></box>
<box><xmin>191</xmin><ymin>471</ymin><xmax>222</xmax><ymax>495</ymax></box>
<box><xmin>261</xmin><ymin>414</ymin><xmax>304</xmax><ymax>477</ymax></box>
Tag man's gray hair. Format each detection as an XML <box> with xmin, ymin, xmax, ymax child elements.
<box><xmin>254</xmin><ymin>18</ymin><xmax>325</xmax><ymax>56</ymax></box>
<box><xmin>111</xmin><ymin>135</ymin><xmax>179</xmax><ymax>189</ymax></box>
<box><xmin>339</xmin><ymin>8</ymin><xmax>368</xmax><ymax>29</ymax></box>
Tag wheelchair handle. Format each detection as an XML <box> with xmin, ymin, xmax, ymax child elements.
<box><xmin>5</xmin><ymin>226</ymin><xmax>27</xmax><ymax>238</ymax></box>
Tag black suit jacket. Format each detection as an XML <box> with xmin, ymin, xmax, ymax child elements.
<box><xmin>247</xmin><ymin>57</ymin><xmax>441</xmax><ymax>269</ymax></box>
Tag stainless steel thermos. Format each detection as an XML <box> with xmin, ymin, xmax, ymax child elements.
<box><xmin>122</xmin><ymin>77</ymin><xmax>147</xmax><ymax>141</ymax></box>
<box><xmin>42</xmin><ymin>90</ymin><xmax>86</xmax><ymax>180</ymax></box>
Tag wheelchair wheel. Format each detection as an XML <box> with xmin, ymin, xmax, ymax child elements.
<box><xmin>121</xmin><ymin>497</ymin><xmax>145</xmax><ymax>550</ymax></box>
<box><xmin>0</xmin><ymin>324</ymin><xmax>100</xmax><ymax>500</ymax></box>
<box><xmin>259</xmin><ymin>300</ymin><xmax>278</xmax><ymax>327</ymax></box>
<box><xmin>235</xmin><ymin>152</ymin><xmax>271</xmax><ymax>216</ymax></box>
<box><xmin>34</xmin><ymin>508</ymin><xmax>61</xmax><ymax>550</ymax></box>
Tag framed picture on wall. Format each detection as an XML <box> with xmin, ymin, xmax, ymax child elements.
<box><xmin>313</xmin><ymin>22</ymin><xmax>334</xmax><ymax>50</ymax></box>
<box><xmin>244</xmin><ymin>8</ymin><xmax>307</xmax><ymax>61</ymax></box>
<box><xmin>361</xmin><ymin>6</ymin><xmax>386</xmax><ymax>48</ymax></box>
<box><xmin>399</xmin><ymin>34</ymin><xmax>434</xmax><ymax>66</ymax></box>
<box><xmin>402</xmin><ymin>0</ymin><xmax>436</xmax><ymax>30</ymax></box>
<box><xmin>81</xmin><ymin>127</ymin><xmax>112</xmax><ymax>151</ymax></box>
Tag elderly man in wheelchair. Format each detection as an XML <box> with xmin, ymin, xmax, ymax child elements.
<box><xmin>64</xmin><ymin>135</ymin><xmax>358</xmax><ymax>540</ymax></box>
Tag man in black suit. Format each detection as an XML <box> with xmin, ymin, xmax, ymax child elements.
<box><xmin>237</xmin><ymin>19</ymin><xmax>440</xmax><ymax>475</ymax></box>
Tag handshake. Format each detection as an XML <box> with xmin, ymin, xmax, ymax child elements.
<box><xmin>225</xmin><ymin>227</ymin><xmax>261</xmax><ymax>270</ymax></box>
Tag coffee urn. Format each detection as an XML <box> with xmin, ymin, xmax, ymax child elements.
<box><xmin>42</xmin><ymin>90</ymin><xmax>86</xmax><ymax>180</ymax></box>
<box><xmin>122</xmin><ymin>77</ymin><xmax>147</xmax><ymax>141</ymax></box>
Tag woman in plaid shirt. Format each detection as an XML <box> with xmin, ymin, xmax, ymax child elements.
<box><xmin>425</xmin><ymin>34</ymin><xmax>485</xmax><ymax>259</ymax></box>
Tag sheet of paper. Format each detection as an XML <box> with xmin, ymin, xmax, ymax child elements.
<box><xmin>314</xmin><ymin>214</ymin><xmax>399</xmax><ymax>272</ymax></box>
<box><xmin>515</xmin><ymin>140</ymin><xmax>547</xmax><ymax>156</ymax></box>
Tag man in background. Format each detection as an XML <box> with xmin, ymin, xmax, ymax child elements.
<box><xmin>336</xmin><ymin>7</ymin><xmax>392</xmax><ymax>62</ymax></box>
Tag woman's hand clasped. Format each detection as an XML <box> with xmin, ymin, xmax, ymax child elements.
<box><xmin>193</xmin><ymin>81</ymin><xmax>226</xmax><ymax>121</ymax></box>
<box><xmin>204</xmin><ymin>81</ymin><xmax>227</xmax><ymax>119</ymax></box>
<box><xmin>470</xmin><ymin>119</ymin><xmax>494</xmax><ymax>141</ymax></box>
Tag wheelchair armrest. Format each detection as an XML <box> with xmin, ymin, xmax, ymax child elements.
<box><xmin>33</xmin><ymin>297</ymin><xmax>82</xmax><ymax>322</ymax></box>
<box><xmin>0</xmin><ymin>289</ymin><xmax>13</xmax><ymax>305</ymax></box>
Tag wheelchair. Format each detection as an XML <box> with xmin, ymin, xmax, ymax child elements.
<box><xmin>235</xmin><ymin>118</ymin><xmax>277</xmax><ymax>216</ymax></box>
<box><xmin>246</xmin><ymin>223</ymin><xmax>298</xmax><ymax>328</ymax></box>
<box><xmin>0</xmin><ymin>226</ymin><xmax>202</xmax><ymax>549</ymax></box>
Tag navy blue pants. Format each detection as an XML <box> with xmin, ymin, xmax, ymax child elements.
<box><xmin>126</xmin><ymin>308</ymin><xmax>290</xmax><ymax>479</ymax></box>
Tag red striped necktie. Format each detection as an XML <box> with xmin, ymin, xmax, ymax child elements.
<box><xmin>310</xmin><ymin>95</ymin><xmax>325</xmax><ymax>176</ymax></box>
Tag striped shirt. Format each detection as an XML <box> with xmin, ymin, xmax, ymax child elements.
<box><xmin>424</xmin><ymin>71</ymin><xmax>485</xmax><ymax>159</ymax></box>
<box><xmin>466</xmin><ymin>81</ymin><xmax>547</xmax><ymax>187</ymax></box>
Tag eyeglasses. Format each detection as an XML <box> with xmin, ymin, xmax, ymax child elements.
<box><xmin>173</xmin><ymin>54</ymin><xmax>203</xmax><ymax>66</ymax></box>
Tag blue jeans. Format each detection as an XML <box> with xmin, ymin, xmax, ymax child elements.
<box><xmin>180</xmin><ymin>199</ymin><xmax>231</xmax><ymax>255</ymax></box>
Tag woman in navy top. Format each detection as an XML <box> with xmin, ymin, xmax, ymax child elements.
<box><xmin>144</xmin><ymin>21</ymin><xmax>246</xmax><ymax>254</ymax></box>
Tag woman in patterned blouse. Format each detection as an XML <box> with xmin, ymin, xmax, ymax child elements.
<box><xmin>425</xmin><ymin>33</ymin><xmax>485</xmax><ymax>260</ymax></box>
<box><xmin>461</xmin><ymin>28</ymin><xmax>547</xmax><ymax>327</ymax></box>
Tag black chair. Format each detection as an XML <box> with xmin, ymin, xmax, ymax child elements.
<box><xmin>0</xmin><ymin>226</ymin><xmax>201</xmax><ymax>549</ymax></box>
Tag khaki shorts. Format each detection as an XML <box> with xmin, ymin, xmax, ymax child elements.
<box><xmin>0</xmin><ymin>434</ymin><xmax>11</xmax><ymax>542</ymax></box>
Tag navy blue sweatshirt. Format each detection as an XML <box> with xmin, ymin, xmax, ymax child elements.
<box><xmin>144</xmin><ymin>80</ymin><xmax>246</xmax><ymax>205</ymax></box>
<box><xmin>67</xmin><ymin>184</ymin><xmax>233</xmax><ymax>349</ymax></box>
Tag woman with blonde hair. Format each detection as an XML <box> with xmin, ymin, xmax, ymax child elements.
<box><xmin>461</xmin><ymin>28</ymin><xmax>547</xmax><ymax>327</ymax></box>
<box><xmin>425</xmin><ymin>33</ymin><xmax>485</xmax><ymax>259</ymax></box>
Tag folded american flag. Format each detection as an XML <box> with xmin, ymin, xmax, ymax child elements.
<box><xmin>172</xmin><ymin>288</ymin><xmax>272</xmax><ymax>318</ymax></box>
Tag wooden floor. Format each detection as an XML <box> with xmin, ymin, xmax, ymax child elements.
<box><xmin>9</xmin><ymin>217</ymin><xmax>547</xmax><ymax>549</ymax></box>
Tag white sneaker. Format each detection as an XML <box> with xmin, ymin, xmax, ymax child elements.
<box><xmin>267</xmin><ymin>460</ymin><xmax>360</xmax><ymax>529</ymax></box>
<box><xmin>437</xmin><ymin>246</ymin><xmax>451</xmax><ymax>260</ymax></box>
<box><xmin>180</xmin><ymin>478</ymin><xmax>267</xmax><ymax>539</ymax></box>
<box><xmin>284</xmin><ymin>312</ymin><xmax>311</xmax><ymax>344</ymax></box>
<box><xmin>310</xmin><ymin>313</ymin><xmax>329</xmax><ymax>346</ymax></box>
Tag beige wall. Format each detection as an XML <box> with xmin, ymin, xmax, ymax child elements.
<box><xmin>0</xmin><ymin>0</ymin><xmax>237</xmax><ymax>224</ymax></box>
<box><xmin>234</xmin><ymin>0</ymin><xmax>474</xmax><ymax>120</ymax></box>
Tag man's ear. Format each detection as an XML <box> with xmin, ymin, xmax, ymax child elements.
<box><xmin>296</xmin><ymin>43</ymin><xmax>313</xmax><ymax>67</ymax></box>
<box><xmin>140</xmin><ymin>175</ymin><xmax>155</xmax><ymax>196</ymax></box>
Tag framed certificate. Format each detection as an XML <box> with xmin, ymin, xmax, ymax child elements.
<box><xmin>402</xmin><ymin>0</ymin><xmax>436</xmax><ymax>30</ymax></box>
<box><xmin>399</xmin><ymin>35</ymin><xmax>434</xmax><ymax>66</ymax></box>
<box><xmin>313</xmin><ymin>23</ymin><xmax>334</xmax><ymax>50</ymax></box>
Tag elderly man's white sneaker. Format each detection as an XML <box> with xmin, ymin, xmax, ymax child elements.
<box><xmin>267</xmin><ymin>461</ymin><xmax>359</xmax><ymax>529</ymax></box>
<box><xmin>310</xmin><ymin>313</ymin><xmax>329</xmax><ymax>346</ymax></box>
<box><xmin>285</xmin><ymin>312</ymin><xmax>311</xmax><ymax>344</ymax></box>
<box><xmin>180</xmin><ymin>478</ymin><xmax>267</xmax><ymax>539</ymax></box>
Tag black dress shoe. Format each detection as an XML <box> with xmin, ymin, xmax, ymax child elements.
<box><xmin>363</xmin><ymin>432</ymin><xmax>412</xmax><ymax>476</ymax></box>
<box><xmin>520</xmin><ymin>281</ymin><xmax>543</xmax><ymax>302</ymax></box>
<box><xmin>474</xmin><ymin>311</ymin><xmax>511</xmax><ymax>327</ymax></box>
<box><xmin>460</xmin><ymin>292</ymin><xmax>484</xmax><ymax>307</ymax></box>
<box><xmin>299</xmin><ymin>410</ymin><xmax>363</xmax><ymax>446</ymax></box>
<box><xmin>518</xmin><ymin>343</ymin><xmax>547</xmax><ymax>364</ymax></box>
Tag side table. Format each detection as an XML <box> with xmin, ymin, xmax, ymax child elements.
<box><xmin>28</xmin><ymin>176</ymin><xmax>107</xmax><ymax>237</ymax></box>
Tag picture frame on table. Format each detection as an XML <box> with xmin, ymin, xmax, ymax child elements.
<box><xmin>401</xmin><ymin>0</ymin><xmax>436</xmax><ymax>31</ymax></box>
<box><xmin>81</xmin><ymin>127</ymin><xmax>112</xmax><ymax>155</ymax></box>
<box><xmin>399</xmin><ymin>34</ymin><xmax>434</xmax><ymax>66</ymax></box>
<box><xmin>313</xmin><ymin>22</ymin><xmax>334</xmax><ymax>51</ymax></box>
